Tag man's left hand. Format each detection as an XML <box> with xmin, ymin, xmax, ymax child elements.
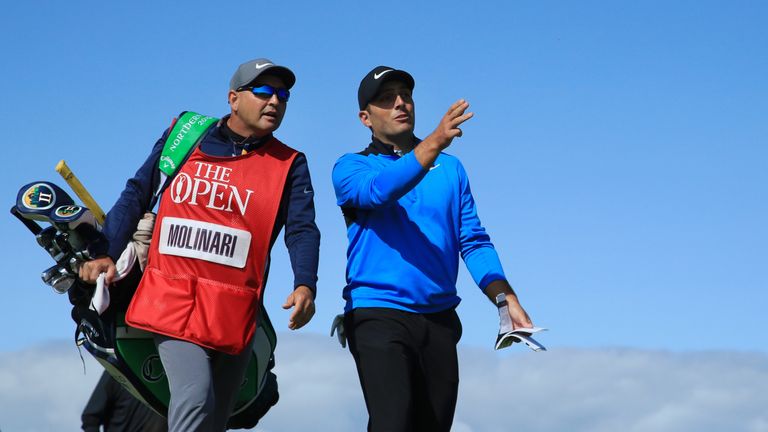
<box><xmin>282</xmin><ymin>285</ymin><xmax>315</xmax><ymax>330</ymax></box>
<box><xmin>505</xmin><ymin>294</ymin><xmax>533</xmax><ymax>330</ymax></box>
<box><xmin>485</xmin><ymin>279</ymin><xmax>534</xmax><ymax>329</ymax></box>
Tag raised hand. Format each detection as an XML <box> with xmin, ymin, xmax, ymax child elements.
<box><xmin>414</xmin><ymin>99</ymin><xmax>474</xmax><ymax>169</ymax></box>
<box><xmin>431</xmin><ymin>99</ymin><xmax>474</xmax><ymax>150</ymax></box>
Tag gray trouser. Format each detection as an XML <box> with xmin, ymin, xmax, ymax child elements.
<box><xmin>155</xmin><ymin>335</ymin><xmax>252</xmax><ymax>432</ymax></box>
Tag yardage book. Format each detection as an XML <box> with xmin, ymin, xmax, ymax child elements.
<box><xmin>495</xmin><ymin>293</ymin><xmax>548</xmax><ymax>351</ymax></box>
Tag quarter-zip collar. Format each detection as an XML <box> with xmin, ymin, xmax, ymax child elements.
<box><xmin>359</xmin><ymin>135</ymin><xmax>421</xmax><ymax>157</ymax></box>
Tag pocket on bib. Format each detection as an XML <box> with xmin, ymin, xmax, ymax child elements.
<box><xmin>187</xmin><ymin>278</ymin><xmax>259</xmax><ymax>355</ymax></box>
<box><xmin>126</xmin><ymin>267</ymin><xmax>195</xmax><ymax>336</ymax></box>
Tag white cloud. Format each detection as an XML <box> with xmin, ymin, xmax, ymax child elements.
<box><xmin>0</xmin><ymin>337</ymin><xmax>766</xmax><ymax>432</ymax></box>
<box><xmin>453</xmin><ymin>349</ymin><xmax>768</xmax><ymax>432</ymax></box>
<box><xmin>0</xmin><ymin>341</ymin><xmax>101</xmax><ymax>432</ymax></box>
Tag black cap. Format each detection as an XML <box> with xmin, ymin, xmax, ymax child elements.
<box><xmin>230</xmin><ymin>58</ymin><xmax>296</xmax><ymax>90</ymax></box>
<box><xmin>357</xmin><ymin>66</ymin><xmax>415</xmax><ymax>110</ymax></box>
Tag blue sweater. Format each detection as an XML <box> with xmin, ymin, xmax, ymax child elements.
<box><xmin>332</xmin><ymin>138</ymin><xmax>506</xmax><ymax>313</ymax></box>
<box><xmin>98</xmin><ymin>114</ymin><xmax>320</xmax><ymax>292</ymax></box>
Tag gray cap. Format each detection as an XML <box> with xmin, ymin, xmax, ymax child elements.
<box><xmin>229</xmin><ymin>58</ymin><xmax>296</xmax><ymax>90</ymax></box>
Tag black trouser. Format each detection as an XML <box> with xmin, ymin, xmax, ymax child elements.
<box><xmin>345</xmin><ymin>307</ymin><xmax>463</xmax><ymax>432</ymax></box>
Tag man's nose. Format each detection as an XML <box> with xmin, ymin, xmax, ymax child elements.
<box><xmin>394</xmin><ymin>94</ymin><xmax>406</xmax><ymax>108</ymax></box>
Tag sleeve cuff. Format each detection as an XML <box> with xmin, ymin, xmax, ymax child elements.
<box><xmin>294</xmin><ymin>280</ymin><xmax>317</xmax><ymax>298</ymax></box>
<box><xmin>402</xmin><ymin>150</ymin><xmax>427</xmax><ymax>174</ymax></box>
<box><xmin>480</xmin><ymin>276</ymin><xmax>507</xmax><ymax>292</ymax></box>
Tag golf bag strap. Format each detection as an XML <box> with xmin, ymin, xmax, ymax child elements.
<box><xmin>151</xmin><ymin>111</ymin><xmax>219</xmax><ymax>207</ymax></box>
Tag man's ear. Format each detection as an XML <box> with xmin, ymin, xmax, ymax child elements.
<box><xmin>228</xmin><ymin>90</ymin><xmax>239</xmax><ymax>111</ymax></box>
<box><xmin>358</xmin><ymin>110</ymin><xmax>372</xmax><ymax>127</ymax></box>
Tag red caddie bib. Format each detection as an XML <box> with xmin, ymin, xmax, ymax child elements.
<box><xmin>126</xmin><ymin>138</ymin><xmax>297</xmax><ymax>354</ymax></box>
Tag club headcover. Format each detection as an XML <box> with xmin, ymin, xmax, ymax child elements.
<box><xmin>49</xmin><ymin>205</ymin><xmax>99</xmax><ymax>231</ymax></box>
<box><xmin>15</xmin><ymin>182</ymin><xmax>75</xmax><ymax>223</ymax></box>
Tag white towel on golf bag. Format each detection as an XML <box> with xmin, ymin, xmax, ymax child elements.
<box><xmin>90</xmin><ymin>213</ymin><xmax>155</xmax><ymax>315</ymax></box>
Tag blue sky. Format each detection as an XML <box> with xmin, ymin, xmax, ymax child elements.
<box><xmin>1</xmin><ymin>0</ymin><xmax>766</xmax><ymax>362</ymax></box>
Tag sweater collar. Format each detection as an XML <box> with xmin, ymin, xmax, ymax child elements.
<box><xmin>219</xmin><ymin>114</ymin><xmax>273</xmax><ymax>153</ymax></box>
<box><xmin>360</xmin><ymin>135</ymin><xmax>420</xmax><ymax>157</ymax></box>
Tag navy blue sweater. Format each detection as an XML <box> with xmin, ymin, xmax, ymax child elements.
<box><xmin>99</xmin><ymin>114</ymin><xmax>320</xmax><ymax>292</ymax></box>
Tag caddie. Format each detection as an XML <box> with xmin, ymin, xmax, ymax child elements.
<box><xmin>80</xmin><ymin>58</ymin><xmax>320</xmax><ymax>432</ymax></box>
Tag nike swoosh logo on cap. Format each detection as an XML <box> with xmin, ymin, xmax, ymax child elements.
<box><xmin>255</xmin><ymin>62</ymin><xmax>273</xmax><ymax>69</ymax></box>
<box><xmin>374</xmin><ymin>70</ymin><xmax>393</xmax><ymax>80</ymax></box>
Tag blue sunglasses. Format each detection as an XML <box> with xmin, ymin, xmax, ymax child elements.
<box><xmin>241</xmin><ymin>85</ymin><xmax>290</xmax><ymax>102</ymax></box>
